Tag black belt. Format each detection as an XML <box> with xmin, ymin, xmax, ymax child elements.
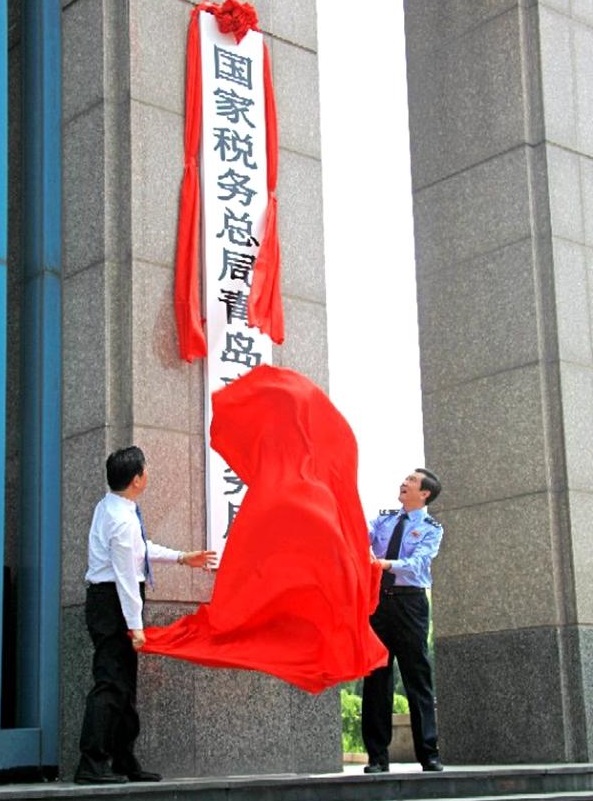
<box><xmin>382</xmin><ymin>586</ymin><xmax>426</xmax><ymax>596</ymax></box>
<box><xmin>86</xmin><ymin>581</ymin><xmax>116</xmax><ymax>587</ymax></box>
<box><xmin>86</xmin><ymin>581</ymin><xmax>144</xmax><ymax>588</ymax></box>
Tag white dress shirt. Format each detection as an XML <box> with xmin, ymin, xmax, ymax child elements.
<box><xmin>85</xmin><ymin>492</ymin><xmax>181</xmax><ymax>629</ymax></box>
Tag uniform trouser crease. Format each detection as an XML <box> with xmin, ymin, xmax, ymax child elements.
<box><xmin>362</xmin><ymin>591</ymin><xmax>438</xmax><ymax>766</ymax></box>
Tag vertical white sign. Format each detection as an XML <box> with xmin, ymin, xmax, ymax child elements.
<box><xmin>200</xmin><ymin>12</ymin><xmax>272</xmax><ymax>556</ymax></box>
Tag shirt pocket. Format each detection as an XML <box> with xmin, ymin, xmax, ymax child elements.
<box><xmin>400</xmin><ymin>528</ymin><xmax>427</xmax><ymax>556</ymax></box>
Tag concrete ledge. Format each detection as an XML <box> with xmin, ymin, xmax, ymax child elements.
<box><xmin>3</xmin><ymin>765</ymin><xmax>593</xmax><ymax>801</ymax></box>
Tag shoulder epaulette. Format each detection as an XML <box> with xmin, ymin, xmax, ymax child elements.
<box><xmin>379</xmin><ymin>508</ymin><xmax>397</xmax><ymax>516</ymax></box>
<box><xmin>425</xmin><ymin>514</ymin><xmax>442</xmax><ymax>528</ymax></box>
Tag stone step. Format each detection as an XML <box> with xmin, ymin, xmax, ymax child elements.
<box><xmin>1</xmin><ymin>765</ymin><xmax>593</xmax><ymax>801</ymax></box>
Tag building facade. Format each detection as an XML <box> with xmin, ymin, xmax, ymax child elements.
<box><xmin>406</xmin><ymin>0</ymin><xmax>593</xmax><ymax>764</ymax></box>
<box><xmin>8</xmin><ymin>0</ymin><xmax>593</xmax><ymax>780</ymax></box>
<box><xmin>2</xmin><ymin>0</ymin><xmax>334</xmax><ymax>779</ymax></box>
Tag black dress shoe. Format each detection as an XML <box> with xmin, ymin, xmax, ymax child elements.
<box><xmin>364</xmin><ymin>763</ymin><xmax>389</xmax><ymax>774</ymax></box>
<box><xmin>126</xmin><ymin>770</ymin><xmax>162</xmax><ymax>782</ymax></box>
<box><xmin>74</xmin><ymin>768</ymin><xmax>128</xmax><ymax>785</ymax></box>
<box><xmin>422</xmin><ymin>757</ymin><xmax>444</xmax><ymax>772</ymax></box>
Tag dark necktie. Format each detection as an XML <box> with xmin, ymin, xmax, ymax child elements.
<box><xmin>381</xmin><ymin>513</ymin><xmax>408</xmax><ymax>589</ymax></box>
<box><xmin>136</xmin><ymin>504</ymin><xmax>154</xmax><ymax>589</ymax></box>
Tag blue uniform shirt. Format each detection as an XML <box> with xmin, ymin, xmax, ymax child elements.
<box><xmin>369</xmin><ymin>507</ymin><xmax>443</xmax><ymax>588</ymax></box>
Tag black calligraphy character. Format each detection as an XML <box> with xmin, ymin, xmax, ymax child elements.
<box><xmin>217</xmin><ymin>168</ymin><xmax>256</xmax><ymax>207</ymax></box>
<box><xmin>216</xmin><ymin>207</ymin><xmax>259</xmax><ymax>247</ymax></box>
<box><xmin>220</xmin><ymin>374</ymin><xmax>243</xmax><ymax>386</ymax></box>
<box><xmin>224</xmin><ymin>500</ymin><xmax>242</xmax><ymax>537</ymax></box>
<box><xmin>220</xmin><ymin>331</ymin><xmax>262</xmax><ymax>368</ymax></box>
<box><xmin>219</xmin><ymin>289</ymin><xmax>249</xmax><ymax>324</ymax></box>
<box><xmin>214</xmin><ymin>87</ymin><xmax>255</xmax><ymax>129</ymax></box>
<box><xmin>223</xmin><ymin>466</ymin><xmax>244</xmax><ymax>496</ymax></box>
<box><xmin>214</xmin><ymin>46</ymin><xmax>253</xmax><ymax>90</ymax></box>
<box><xmin>213</xmin><ymin>128</ymin><xmax>257</xmax><ymax>170</ymax></box>
<box><xmin>218</xmin><ymin>249</ymin><xmax>255</xmax><ymax>285</ymax></box>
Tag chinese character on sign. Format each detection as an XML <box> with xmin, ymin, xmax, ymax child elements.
<box><xmin>225</xmin><ymin>501</ymin><xmax>242</xmax><ymax>537</ymax></box>
<box><xmin>214</xmin><ymin>86</ymin><xmax>255</xmax><ymax>127</ymax></box>
<box><xmin>213</xmin><ymin>128</ymin><xmax>257</xmax><ymax>169</ymax></box>
<box><xmin>220</xmin><ymin>331</ymin><xmax>263</xmax><ymax>368</ymax></box>
<box><xmin>223</xmin><ymin>467</ymin><xmax>244</xmax><ymax>496</ymax></box>
<box><xmin>214</xmin><ymin>46</ymin><xmax>253</xmax><ymax>89</ymax></box>
<box><xmin>199</xmin><ymin>10</ymin><xmax>274</xmax><ymax>555</ymax></box>
<box><xmin>218</xmin><ymin>249</ymin><xmax>255</xmax><ymax>285</ymax></box>
<box><xmin>217</xmin><ymin>168</ymin><xmax>256</xmax><ymax>206</ymax></box>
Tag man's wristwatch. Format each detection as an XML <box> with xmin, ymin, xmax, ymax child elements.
<box><xmin>177</xmin><ymin>552</ymin><xmax>186</xmax><ymax>565</ymax></box>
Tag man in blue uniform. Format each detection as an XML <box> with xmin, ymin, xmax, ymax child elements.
<box><xmin>362</xmin><ymin>468</ymin><xmax>444</xmax><ymax>773</ymax></box>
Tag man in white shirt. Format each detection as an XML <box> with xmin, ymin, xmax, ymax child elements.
<box><xmin>74</xmin><ymin>446</ymin><xmax>217</xmax><ymax>785</ymax></box>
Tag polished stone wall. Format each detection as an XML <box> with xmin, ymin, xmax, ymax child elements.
<box><xmin>405</xmin><ymin>0</ymin><xmax>593</xmax><ymax>763</ymax></box>
<box><xmin>60</xmin><ymin>0</ymin><xmax>335</xmax><ymax>779</ymax></box>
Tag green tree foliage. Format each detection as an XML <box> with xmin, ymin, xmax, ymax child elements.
<box><xmin>393</xmin><ymin>692</ymin><xmax>409</xmax><ymax>714</ymax></box>
<box><xmin>340</xmin><ymin>688</ymin><xmax>364</xmax><ymax>753</ymax></box>
<box><xmin>340</xmin><ymin>687</ymin><xmax>409</xmax><ymax>753</ymax></box>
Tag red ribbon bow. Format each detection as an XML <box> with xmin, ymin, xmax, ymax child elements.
<box><xmin>213</xmin><ymin>0</ymin><xmax>259</xmax><ymax>43</ymax></box>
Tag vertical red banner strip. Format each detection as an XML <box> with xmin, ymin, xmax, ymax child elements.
<box><xmin>174</xmin><ymin>6</ymin><xmax>208</xmax><ymax>361</ymax></box>
<box><xmin>247</xmin><ymin>43</ymin><xmax>284</xmax><ymax>344</ymax></box>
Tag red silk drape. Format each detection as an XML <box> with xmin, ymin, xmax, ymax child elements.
<box><xmin>141</xmin><ymin>366</ymin><xmax>387</xmax><ymax>692</ymax></box>
<box><xmin>174</xmin><ymin>2</ymin><xmax>284</xmax><ymax>361</ymax></box>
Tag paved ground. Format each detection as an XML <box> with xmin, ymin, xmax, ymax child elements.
<box><xmin>342</xmin><ymin>761</ymin><xmax>424</xmax><ymax>775</ymax></box>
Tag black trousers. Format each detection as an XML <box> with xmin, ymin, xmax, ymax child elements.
<box><xmin>77</xmin><ymin>582</ymin><xmax>145</xmax><ymax>774</ymax></box>
<box><xmin>361</xmin><ymin>589</ymin><xmax>438</xmax><ymax>767</ymax></box>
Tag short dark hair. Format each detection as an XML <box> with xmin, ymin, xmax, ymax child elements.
<box><xmin>416</xmin><ymin>467</ymin><xmax>441</xmax><ymax>505</ymax></box>
<box><xmin>106</xmin><ymin>446</ymin><xmax>145</xmax><ymax>491</ymax></box>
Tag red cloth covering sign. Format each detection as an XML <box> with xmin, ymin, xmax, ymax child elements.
<box><xmin>174</xmin><ymin>0</ymin><xmax>284</xmax><ymax>361</ymax></box>
<box><xmin>141</xmin><ymin>365</ymin><xmax>388</xmax><ymax>692</ymax></box>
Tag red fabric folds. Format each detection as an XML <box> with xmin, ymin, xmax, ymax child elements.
<box><xmin>247</xmin><ymin>45</ymin><xmax>284</xmax><ymax>344</ymax></box>
<box><xmin>213</xmin><ymin>0</ymin><xmax>259</xmax><ymax>42</ymax></box>
<box><xmin>174</xmin><ymin>3</ymin><xmax>285</xmax><ymax>361</ymax></box>
<box><xmin>141</xmin><ymin>365</ymin><xmax>387</xmax><ymax>693</ymax></box>
<box><xmin>174</xmin><ymin>5</ymin><xmax>208</xmax><ymax>361</ymax></box>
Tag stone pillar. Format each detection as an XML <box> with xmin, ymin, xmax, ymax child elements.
<box><xmin>405</xmin><ymin>1</ymin><xmax>593</xmax><ymax>763</ymax></box>
<box><xmin>60</xmin><ymin>0</ymin><xmax>335</xmax><ymax>779</ymax></box>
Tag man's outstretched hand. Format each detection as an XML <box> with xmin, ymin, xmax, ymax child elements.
<box><xmin>182</xmin><ymin>550</ymin><xmax>218</xmax><ymax>570</ymax></box>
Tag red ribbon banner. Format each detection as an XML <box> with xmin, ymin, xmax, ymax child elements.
<box><xmin>174</xmin><ymin>1</ymin><xmax>284</xmax><ymax>362</ymax></box>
